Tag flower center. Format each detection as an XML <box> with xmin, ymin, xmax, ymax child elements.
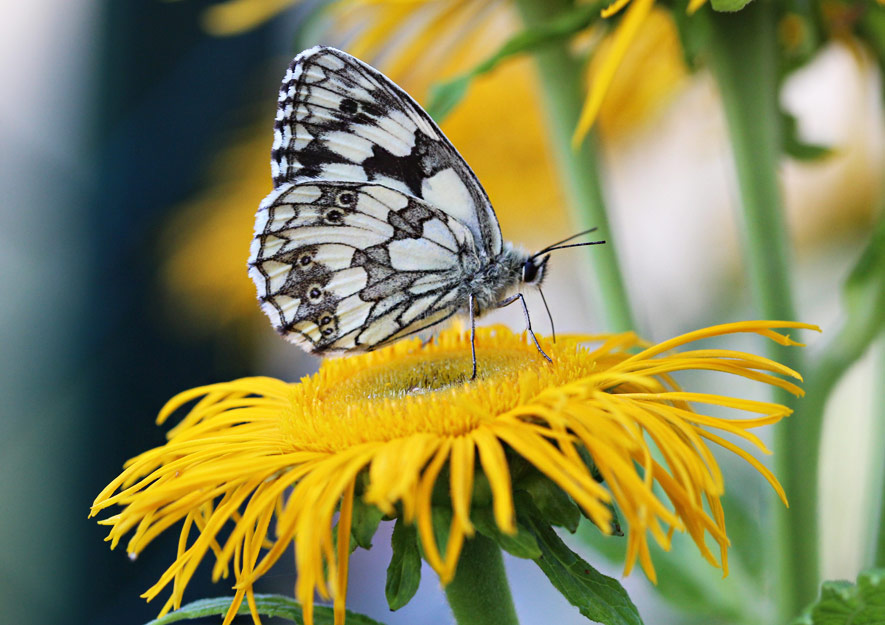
<box><xmin>280</xmin><ymin>328</ymin><xmax>580</xmax><ymax>451</ymax></box>
<box><xmin>335</xmin><ymin>348</ymin><xmax>535</xmax><ymax>400</ymax></box>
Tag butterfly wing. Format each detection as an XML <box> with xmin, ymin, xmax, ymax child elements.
<box><xmin>249</xmin><ymin>182</ymin><xmax>476</xmax><ymax>353</ymax></box>
<box><xmin>271</xmin><ymin>46</ymin><xmax>503</xmax><ymax>257</ymax></box>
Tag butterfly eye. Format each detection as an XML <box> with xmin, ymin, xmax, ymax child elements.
<box><xmin>522</xmin><ymin>259</ymin><xmax>538</xmax><ymax>283</ymax></box>
<box><xmin>320</xmin><ymin>315</ymin><xmax>333</xmax><ymax>325</ymax></box>
<box><xmin>307</xmin><ymin>285</ymin><xmax>324</xmax><ymax>302</ymax></box>
<box><xmin>321</xmin><ymin>327</ymin><xmax>335</xmax><ymax>336</ymax></box>
<box><xmin>335</xmin><ymin>191</ymin><xmax>355</xmax><ymax>207</ymax></box>
<box><xmin>298</xmin><ymin>254</ymin><xmax>312</xmax><ymax>267</ymax></box>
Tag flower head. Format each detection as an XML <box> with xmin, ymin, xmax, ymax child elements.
<box><xmin>92</xmin><ymin>321</ymin><xmax>815</xmax><ymax>625</ymax></box>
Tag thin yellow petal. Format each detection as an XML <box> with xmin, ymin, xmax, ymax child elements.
<box><xmin>201</xmin><ymin>0</ymin><xmax>300</xmax><ymax>36</ymax></box>
<box><xmin>473</xmin><ymin>428</ymin><xmax>516</xmax><ymax>533</ymax></box>
<box><xmin>450</xmin><ymin>436</ymin><xmax>476</xmax><ymax>537</ymax></box>
<box><xmin>334</xmin><ymin>480</ymin><xmax>356</xmax><ymax>625</ymax></box>
<box><xmin>573</xmin><ymin>0</ymin><xmax>656</xmax><ymax>147</ymax></box>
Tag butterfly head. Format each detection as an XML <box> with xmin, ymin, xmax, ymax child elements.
<box><xmin>521</xmin><ymin>228</ymin><xmax>606</xmax><ymax>287</ymax></box>
<box><xmin>520</xmin><ymin>254</ymin><xmax>549</xmax><ymax>286</ymax></box>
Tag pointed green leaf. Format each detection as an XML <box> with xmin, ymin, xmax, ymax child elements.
<box><xmin>518</xmin><ymin>495</ymin><xmax>643</xmax><ymax>625</ymax></box>
<box><xmin>427</xmin><ymin>76</ymin><xmax>472</xmax><ymax>124</ymax></box>
<box><xmin>473</xmin><ymin>506</ymin><xmax>542</xmax><ymax>559</ymax></box>
<box><xmin>430</xmin><ymin>504</ymin><xmax>453</xmax><ymax>554</ymax></box>
<box><xmin>145</xmin><ymin>593</ymin><xmax>387</xmax><ymax>625</ymax></box>
<box><xmin>351</xmin><ymin>497</ymin><xmax>385</xmax><ymax>549</ymax></box>
<box><xmin>386</xmin><ymin>519</ymin><xmax>422</xmax><ymax>611</ymax></box>
<box><xmin>844</xmin><ymin>215</ymin><xmax>885</xmax><ymax>307</ymax></box>
<box><xmin>781</xmin><ymin>110</ymin><xmax>830</xmax><ymax>161</ymax></box>
<box><xmin>791</xmin><ymin>569</ymin><xmax>885</xmax><ymax>625</ymax></box>
<box><xmin>711</xmin><ymin>0</ymin><xmax>755</xmax><ymax>12</ymax></box>
<box><xmin>671</xmin><ymin>0</ymin><xmax>712</xmax><ymax>69</ymax></box>
<box><xmin>426</xmin><ymin>1</ymin><xmax>605</xmax><ymax>121</ymax></box>
<box><xmin>579</xmin><ymin>521</ymin><xmax>754</xmax><ymax>622</ymax></box>
<box><xmin>519</xmin><ymin>473</ymin><xmax>581</xmax><ymax>532</ymax></box>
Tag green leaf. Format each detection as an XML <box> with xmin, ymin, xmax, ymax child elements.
<box><xmin>145</xmin><ymin>593</ymin><xmax>387</xmax><ymax>625</ymax></box>
<box><xmin>844</xmin><ymin>215</ymin><xmax>885</xmax><ymax>310</ymax></box>
<box><xmin>430</xmin><ymin>505</ymin><xmax>453</xmax><ymax>555</ymax></box>
<box><xmin>671</xmin><ymin>0</ymin><xmax>713</xmax><ymax>70</ymax></box>
<box><xmin>518</xmin><ymin>472</ymin><xmax>581</xmax><ymax>532</ymax></box>
<box><xmin>858</xmin><ymin>5</ymin><xmax>885</xmax><ymax>98</ymax></box>
<box><xmin>791</xmin><ymin>569</ymin><xmax>885</xmax><ymax>625</ymax></box>
<box><xmin>385</xmin><ymin>518</ymin><xmax>422</xmax><ymax>611</ymax></box>
<box><xmin>579</xmin><ymin>520</ymin><xmax>758</xmax><ymax>622</ymax></box>
<box><xmin>426</xmin><ymin>76</ymin><xmax>472</xmax><ymax>125</ymax></box>
<box><xmin>351</xmin><ymin>497</ymin><xmax>385</xmax><ymax>549</ymax></box>
<box><xmin>781</xmin><ymin>109</ymin><xmax>830</xmax><ymax>161</ymax></box>
<box><xmin>472</xmin><ymin>506</ymin><xmax>542</xmax><ymax>559</ymax></box>
<box><xmin>519</xmin><ymin>496</ymin><xmax>643</xmax><ymax>625</ymax></box>
<box><xmin>711</xmin><ymin>0</ymin><xmax>755</xmax><ymax>12</ymax></box>
<box><xmin>426</xmin><ymin>1</ymin><xmax>605</xmax><ymax>122</ymax></box>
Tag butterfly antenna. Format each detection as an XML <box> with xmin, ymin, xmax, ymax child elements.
<box><xmin>535</xmin><ymin>240</ymin><xmax>606</xmax><ymax>257</ymax></box>
<box><xmin>540</xmin><ymin>227</ymin><xmax>599</xmax><ymax>252</ymax></box>
<box><xmin>537</xmin><ymin>287</ymin><xmax>556</xmax><ymax>343</ymax></box>
<box><xmin>532</xmin><ymin>229</ymin><xmax>605</xmax><ymax>259</ymax></box>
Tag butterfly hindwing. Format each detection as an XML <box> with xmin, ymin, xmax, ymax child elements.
<box><xmin>271</xmin><ymin>46</ymin><xmax>503</xmax><ymax>257</ymax></box>
<box><xmin>249</xmin><ymin>182</ymin><xmax>475</xmax><ymax>353</ymax></box>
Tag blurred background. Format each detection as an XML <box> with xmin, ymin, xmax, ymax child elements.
<box><xmin>1</xmin><ymin>1</ymin><xmax>882</xmax><ymax>624</ymax></box>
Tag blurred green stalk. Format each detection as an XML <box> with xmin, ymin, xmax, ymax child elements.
<box><xmin>513</xmin><ymin>0</ymin><xmax>636</xmax><ymax>334</ymax></box>
<box><xmin>444</xmin><ymin>534</ymin><xmax>520</xmax><ymax>625</ymax></box>
<box><xmin>708</xmin><ymin>2</ymin><xmax>813</xmax><ymax>619</ymax></box>
<box><xmin>874</xmin><ymin>341</ymin><xmax>885</xmax><ymax>568</ymax></box>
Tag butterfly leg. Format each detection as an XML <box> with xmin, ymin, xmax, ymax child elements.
<box><xmin>497</xmin><ymin>293</ymin><xmax>553</xmax><ymax>363</ymax></box>
<box><xmin>469</xmin><ymin>293</ymin><xmax>477</xmax><ymax>380</ymax></box>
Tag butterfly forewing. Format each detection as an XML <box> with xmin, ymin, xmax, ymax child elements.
<box><xmin>271</xmin><ymin>46</ymin><xmax>502</xmax><ymax>256</ymax></box>
<box><xmin>249</xmin><ymin>181</ymin><xmax>475</xmax><ymax>353</ymax></box>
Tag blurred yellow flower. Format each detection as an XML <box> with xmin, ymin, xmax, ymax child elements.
<box><xmin>92</xmin><ymin>321</ymin><xmax>815</xmax><ymax>625</ymax></box>
<box><xmin>573</xmin><ymin>0</ymin><xmax>704</xmax><ymax>144</ymax></box>
<box><xmin>200</xmin><ymin>0</ymin><xmax>690</xmax><ymax>138</ymax></box>
<box><xmin>587</xmin><ymin>6</ymin><xmax>688</xmax><ymax>139</ymax></box>
<box><xmin>160</xmin><ymin>133</ymin><xmax>270</xmax><ymax>334</ymax></box>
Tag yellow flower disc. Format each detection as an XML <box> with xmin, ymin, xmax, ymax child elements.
<box><xmin>287</xmin><ymin>327</ymin><xmax>612</xmax><ymax>449</ymax></box>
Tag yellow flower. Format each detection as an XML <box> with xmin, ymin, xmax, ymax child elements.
<box><xmin>92</xmin><ymin>320</ymin><xmax>816</xmax><ymax>625</ymax></box>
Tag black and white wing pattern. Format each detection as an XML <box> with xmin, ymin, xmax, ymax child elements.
<box><xmin>270</xmin><ymin>46</ymin><xmax>502</xmax><ymax>256</ymax></box>
<box><xmin>250</xmin><ymin>182</ymin><xmax>477</xmax><ymax>353</ymax></box>
<box><xmin>249</xmin><ymin>46</ymin><xmax>518</xmax><ymax>354</ymax></box>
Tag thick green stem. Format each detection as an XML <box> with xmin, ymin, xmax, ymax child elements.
<box><xmin>444</xmin><ymin>533</ymin><xmax>519</xmax><ymax>625</ymax></box>
<box><xmin>708</xmin><ymin>2</ymin><xmax>813</xmax><ymax>618</ymax></box>
<box><xmin>874</xmin><ymin>340</ymin><xmax>885</xmax><ymax>568</ymax></box>
<box><xmin>513</xmin><ymin>0</ymin><xmax>636</xmax><ymax>333</ymax></box>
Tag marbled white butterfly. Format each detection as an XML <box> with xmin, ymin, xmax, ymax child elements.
<box><xmin>248</xmin><ymin>47</ymin><xmax>603</xmax><ymax>377</ymax></box>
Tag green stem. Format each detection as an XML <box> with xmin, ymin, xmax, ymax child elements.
<box><xmin>873</xmin><ymin>339</ymin><xmax>885</xmax><ymax>568</ymax></box>
<box><xmin>513</xmin><ymin>0</ymin><xmax>636</xmax><ymax>334</ymax></box>
<box><xmin>708</xmin><ymin>2</ymin><xmax>812</xmax><ymax>619</ymax></box>
<box><xmin>444</xmin><ymin>533</ymin><xmax>520</xmax><ymax>625</ymax></box>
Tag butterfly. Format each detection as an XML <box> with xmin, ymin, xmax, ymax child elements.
<box><xmin>248</xmin><ymin>46</ymin><xmax>604</xmax><ymax>377</ymax></box>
